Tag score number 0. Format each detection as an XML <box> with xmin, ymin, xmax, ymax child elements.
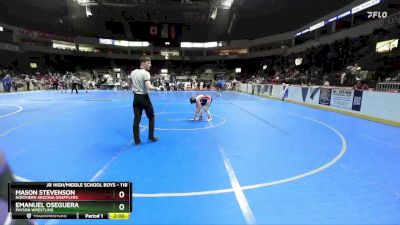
<box><xmin>119</xmin><ymin>191</ymin><xmax>125</xmax><ymax>211</ymax></box>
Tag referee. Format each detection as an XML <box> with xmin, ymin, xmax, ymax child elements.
<box><xmin>131</xmin><ymin>56</ymin><xmax>158</xmax><ymax>145</ymax></box>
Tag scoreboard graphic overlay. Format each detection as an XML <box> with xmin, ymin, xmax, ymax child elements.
<box><xmin>8</xmin><ymin>182</ymin><xmax>132</xmax><ymax>220</ymax></box>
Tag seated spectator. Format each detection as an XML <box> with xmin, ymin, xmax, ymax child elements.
<box><xmin>353</xmin><ymin>80</ymin><xmax>369</xmax><ymax>90</ymax></box>
<box><xmin>121</xmin><ymin>81</ymin><xmax>129</xmax><ymax>91</ymax></box>
<box><xmin>11</xmin><ymin>78</ymin><xmax>18</xmax><ymax>92</ymax></box>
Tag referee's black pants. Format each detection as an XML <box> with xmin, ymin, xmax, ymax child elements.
<box><xmin>133</xmin><ymin>94</ymin><xmax>155</xmax><ymax>142</ymax></box>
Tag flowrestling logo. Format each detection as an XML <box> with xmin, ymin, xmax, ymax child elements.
<box><xmin>367</xmin><ymin>11</ymin><xmax>388</xmax><ymax>19</ymax></box>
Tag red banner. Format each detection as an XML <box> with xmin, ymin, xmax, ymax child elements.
<box><xmin>17</xmin><ymin>28</ymin><xmax>74</xmax><ymax>42</ymax></box>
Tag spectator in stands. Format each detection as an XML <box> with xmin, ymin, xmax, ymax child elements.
<box><xmin>82</xmin><ymin>77</ymin><xmax>89</xmax><ymax>93</ymax></box>
<box><xmin>351</xmin><ymin>63</ymin><xmax>362</xmax><ymax>82</ymax></box>
<box><xmin>25</xmin><ymin>75</ymin><xmax>31</xmax><ymax>91</ymax></box>
<box><xmin>353</xmin><ymin>80</ymin><xmax>369</xmax><ymax>90</ymax></box>
<box><xmin>216</xmin><ymin>78</ymin><xmax>225</xmax><ymax>96</ymax></box>
<box><xmin>70</xmin><ymin>75</ymin><xmax>80</xmax><ymax>94</ymax></box>
<box><xmin>31</xmin><ymin>77</ymin><xmax>38</xmax><ymax>90</ymax></box>
<box><xmin>40</xmin><ymin>77</ymin><xmax>46</xmax><ymax>90</ymax></box>
<box><xmin>189</xmin><ymin>78</ymin><xmax>193</xmax><ymax>89</ymax></box>
<box><xmin>121</xmin><ymin>80</ymin><xmax>129</xmax><ymax>91</ymax></box>
<box><xmin>1</xmin><ymin>75</ymin><xmax>11</xmax><ymax>92</ymax></box>
<box><xmin>340</xmin><ymin>70</ymin><xmax>347</xmax><ymax>85</ymax></box>
<box><xmin>206</xmin><ymin>81</ymin><xmax>211</xmax><ymax>90</ymax></box>
<box><xmin>11</xmin><ymin>77</ymin><xmax>18</xmax><ymax>92</ymax></box>
<box><xmin>341</xmin><ymin>63</ymin><xmax>361</xmax><ymax>85</ymax></box>
<box><xmin>392</xmin><ymin>72</ymin><xmax>400</xmax><ymax>81</ymax></box>
<box><xmin>51</xmin><ymin>75</ymin><xmax>59</xmax><ymax>90</ymax></box>
<box><xmin>0</xmin><ymin>73</ymin><xmax>4</xmax><ymax>91</ymax></box>
<box><xmin>60</xmin><ymin>76</ymin><xmax>67</xmax><ymax>93</ymax></box>
<box><xmin>232</xmin><ymin>77</ymin><xmax>237</xmax><ymax>90</ymax></box>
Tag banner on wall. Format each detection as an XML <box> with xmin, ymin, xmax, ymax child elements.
<box><xmin>330</xmin><ymin>88</ymin><xmax>354</xmax><ymax>109</ymax></box>
<box><xmin>310</xmin><ymin>87</ymin><xmax>320</xmax><ymax>100</ymax></box>
<box><xmin>352</xmin><ymin>90</ymin><xmax>363</xmax><ymax>111</ymax></box>
<box><xmin>320</xmin><ymin>88</ymin><xmax>363</xmax><ymax>111</ymax></box>
<box><xmin>17</xmin><ymin>28</ymin><xmax>73</xmax><ymax>42</ymax></box>
<box><xmin>260</xmin><ymin>84</ymin><xmax>273</xmax><ymax>96</ymax></box>
<box><xmin>301</xmin><ymin>87</ymin><xmax>309</xmax><ymax>102</ymax></box>
<box><xmin>319</xmin><ymin>88</ymin><xmax>331</xmax><ymax>106</ymax></box>
<box><xmin>260</xmin><ymin>85</ymin><xmax>267</xmax><ymax>94</ymax></box>
<box><xmin>281</xmin><ymin>85</ymin><xmax>289</xmax><ymax>100</ymax></box>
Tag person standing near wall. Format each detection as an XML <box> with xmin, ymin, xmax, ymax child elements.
<box><xmin>1</xmin><ymin>74</ymin><xmax>11</xmax><ymax>92</ymax></box>
<box><xmin>25</xmin><ymin>75</ymin><xmax>31</xmax><ymax>91</ymax></box>
<box><xmin>70</xmin><ymin>75</ymin><xmax>79</xmax><ymax>94</ymax></box>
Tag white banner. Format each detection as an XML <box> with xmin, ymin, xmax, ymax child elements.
<box><xmin>330</xmin><ymin>88</ymin><xmax>354</xmax><ymax>110</ymax></box>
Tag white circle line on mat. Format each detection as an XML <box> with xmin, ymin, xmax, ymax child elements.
<box><xmin>140</xmin><ymin>112</ymin><xmax>226</xmax><ymax>131</ymax></box>
<box><xmin>13</xmin><ymin>112</ymin><xmax>347</xmax><ymax>198</ymax></box>
<box><xmin>0</xmin><ymin>104</ymin><xmax>23</xmax><ymax>118</ymax></box>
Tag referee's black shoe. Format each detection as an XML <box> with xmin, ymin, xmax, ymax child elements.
<box><xmin>134</xmin><ymin>139</ymin><xmax>141</xmax><ymax>145</ymax></box>
<box><xmin>149</xmin><ymin>137</ymin><xmax>159</xmax><ymax>142</ymax></box>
